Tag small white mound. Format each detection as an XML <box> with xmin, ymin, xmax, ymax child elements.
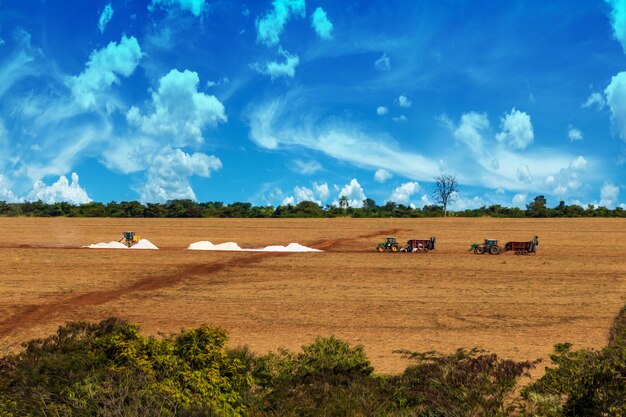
<box><xmin>129</xmin><ymin>239</ymin><xmax>159</xmax><ymax>250</ymax></box>
<box><xmin>257</xmin><ymin>243</ymin><xmax>322</xmax><ymax>252</ymax></box>
<box><xmin>188</xmin><ymin>241</ymin><xmax>242</xmax><ymax>251</ymax></box>
<box><xmin>85</xmin><ymin>241</ymin><xmax>128</xmax><ymax>249</ymax></box>
<box><xmin>85</xmin><ymin>239</ymin><xmax>159</xmax><ymax>250</ymax></box>
<box><xmin>187</xmin><ymin>241</ymin><xmax>321</xmax><ymax>252</ymax></box>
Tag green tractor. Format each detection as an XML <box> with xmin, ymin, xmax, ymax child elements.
<box><xmin>377</xmin><ymin>237</ymin><xmax>400</xmax><ymax>252</ymax></box>
<box><xmin>469</xmin><ymin>238</ymin><xmax>501</xmax><ymax>255</ymax></box>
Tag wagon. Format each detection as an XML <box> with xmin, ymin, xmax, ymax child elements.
<box><xmin>400</xmin><ymin>237</ymin><xmax>436</xmax><ymax>253</ymax></box>
<box><xmin>504</xmin><ymin>235</ymin><xmax>539</xmax><ymax>255</ymax></box>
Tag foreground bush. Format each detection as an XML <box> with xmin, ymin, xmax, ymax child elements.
<box><xmin>522</xmin><ymin>305</ymin><xmax>626</xmax><ymax>417</ymax></box>
<box><xmin>2</xmin><ymin>305</ymin><xmax>625</xmax><ymax>416</ymax></box>
<box><xmin>0</xmin><ymin>318</ymin><xmax>252</xmax><ymax>416</ymax></box>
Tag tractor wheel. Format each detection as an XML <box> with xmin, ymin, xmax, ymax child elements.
<box><xmin>377</xmin><ymin>246</ymin><xmax>385</xmax><ymax>252</ymax></box>
<box><xmin>474</xmin><ymin>246</ymin><xmax>485</xmax><ymax>255</ymax></box>
<box><xmin>391</xmin><ymin>244</ymin><xmax>399</xmax><ymax>252</ymax></box>
<box><xmin>489</xmin><ymin>245</ymin><xmax>501</xmax><ymax>255</ymax></box>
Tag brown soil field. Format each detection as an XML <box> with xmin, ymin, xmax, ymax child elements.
<box><xmin>0</xmin><ymin>217</ymin><xmax>624</xmax><ymax>376</ymax></box>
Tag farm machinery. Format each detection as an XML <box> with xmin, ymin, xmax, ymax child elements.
<box><xmin>377</xmin><ymin>237</ymin><xmax>401</xmax><ymax>252</ymax></box>
<box><xmin>377</xmin><ymin>237</ymin><xmax>436</xmax><ymax>253</ymax></box>
<box><xmin>119</xmin><ymin>231</ymin><xmax>141</xmax><ymax>247</ymax></box>
<box><xmin>470</xmin><ymin>235</ymin><xmax>538</xmax><ymax>255</ymax></box>
<box><xmin>400</xmin><ymin>237</ymin><xmax>436</xmax><ymax>253</ymax></box>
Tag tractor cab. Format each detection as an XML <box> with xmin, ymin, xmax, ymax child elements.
<box><xmin>386</xmin><ymin>237</ymin><xmax>397</xmax><ymax>245</ymax></box>
<box><xmin>484</xmin><ymin>239</ymin><xmax>498</xmax><ymax>247</ymax></box>
<box><xmin>120</xmin><ymin>231</ymin><xmax>140</xmax><ymax>247</ymax></box>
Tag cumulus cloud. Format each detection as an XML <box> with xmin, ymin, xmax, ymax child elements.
<box><xmin>376</xmin><ymin>106</ymin><xmax>388</xmax><ymax>116</ymax></box>
<box><xmin>605</xmin><ymin>0</ymin><xmax>626</xmax><ymax>53</ymax></box>
<box><xmin>292</xmin><ymin>159</ymin><xmax>322</xmax><ymax>174</ymax></box>
<box><xmin>374</xmin><ymin>168</ymin><xmax>391</xmax><ymax>183</ymax></box>
<box><xmin>600</xmin><ymin>181</ymin><xmax>620</xmax><ymax>208</ymax></box>
<box><xmin>126</xmin><ymin>69</ymin><xmax>226</xmax><ymax>147</ymax></box>
<box><xmin>568</xmin><ymin>125</ymin><xmax>583</xmax><ymax>141</ymax></box>
<box><xmin>390</xmin><ymin>181</ymin><xmax>420</xmax><ymax>204</ymax></box>
<box><xmin>138</xmin><ymin>146</ymin><xmax>222</xmax><ymax>203</ymax></box>
<box><xmin>256</xmin><ymin>0</ymin><xmax>305</xmax><ymax>47</ymax></box>
<box><xmin>392</xmin><ymin>115</ymin><xmax>407</xmax><ymax>122</ymax></box>
<box><xmin>605</xmin><ymin>71</ymin><xmax>626</xmax><ymax>142</ymax></box>
<box><xmin>311</xmin><ymin>7</ymin><xmax>333</xmax><ymax>40</ymax></box>
<box><xmin>67</xmin><ymin>35</ymin><xmax>142</xmax><ymax>108</ymax></box>
<box><xmin>252</xmin><ymin>48</ymin><xmax>300</xmax><ymax>80</ymax></box>
<box><xmin>336</xmin><ymin>179</ymin><xmax>366</xmax><ymax>208</ymax></box>
<box><xmin>512</xmin><ymin>193</ymin><xmax>527</xmax><ymax>206</ymax></box>
<box><xmin>374</xmin><ymin>53</ymin><xmax>390</xmax><ymax>71</ymax></box>
<box><xmin>283</xmin><ymin>181</ymin><xmax>330</xmax><ymax>205</ymax></box>
<box><xmin>98</xmin><ymin>3</ymin><xmax>114</xmax><ymax>33</ymax></box>
<box><xmin>397</xmin><ymin>95</ymin><xmax>412</xmax><ymax>108</ymax></box>
<box><xmin>453</xmin><ymin>111</ymin><xmax>489</xmax><ymax>155</ymax></box>
<box><xmin>545</xmin><ymin>156</ymin><xmax>588</xmax><ymax>196</ymax></box>
<box><xmin>149</xmin><ymin>0</ymin><xmax>207</xmax><ymax>16</ymax></box>
<box><xmin>582</xmin><ymin>91</ymin><xmax>606</xmax><ymax>110</ymax></box>
<box><xmin>496</xmin><ymin>108</ymin><xmax>534</xmax><ymax>150</ymax></box>
<box><xmin>27</xmin><ymin>172</ymin><xmax>92</xmax><ymax>204</ymax></box>
<box><xmin>516</xmin><ymin>164</ymin><xmax>532</xmax><ymax>183</ymax></box>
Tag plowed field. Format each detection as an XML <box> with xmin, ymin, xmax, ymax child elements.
<box><xmin>0</xmin><ymin>217</ymin><xmax>624</xmax><ymax>374</ymax></box>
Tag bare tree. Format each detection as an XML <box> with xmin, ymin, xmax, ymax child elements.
<box><xmin>433</xmin><ymin>175</ymin><xmax>458</xmax><ymax>217</ymax></box>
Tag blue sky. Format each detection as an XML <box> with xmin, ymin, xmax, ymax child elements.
<box><xmin>1</xmin><ymin>0</ymin><xmax>626</xmax><ymax>209</ymax></box>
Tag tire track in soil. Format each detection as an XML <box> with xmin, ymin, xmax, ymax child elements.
<box><xmin>0</xmin><ymin>228</ymin><xmax>402</xmax><ymax>337</ymax></box>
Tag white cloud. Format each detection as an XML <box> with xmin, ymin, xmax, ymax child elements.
<box><xmin>397</xmin><ymin>95</ymin><xmax>412</xmax><ymax>108</ymax></box>
<box><xmin>454</xmin><ymin>111</ymin><xmax>489</xmax><ymax>155</ymax></box>
<box><xmin>27</xmin><ymin>172</ymin><xmax>92</xmax><ymax>204</ymax></box>
<box><xmin>605</xmin><ymin>71</ymin><xmax>626</xmax><ymax>142</ymax></box>
<box><xmin>545</xmin><ymin>156</ymin><xmax>588</xmax><ymax>196</ymax></box>
<box><xmin>126</xmin><ymin>69</ymin><xmax>226</xmax><ymax>147</ymax></box>
<box><xmin>206</xmin><ymin>77</ymin><xmax>229</xmax><ymax>88</ymax></box>
<box><xmin>392</xmin><ymin>115</ymin><xmax>407</xmax><ymax>122</ymax></box>
<box><xmin>255</xmin><ymin>0</ymin><xmax>305</xmax><ymax>47</ymax></box>
<box><xmin>582</xmin><ymin>91</ymin><xmax>606</xmax><ymax>110</ymax></box>
<box><xmin>292</xmin><ymin>159</ymin><xmax>322</xmax><ymax>174</ymax></box>
<box><xmin>98</xmin><ymin>3</ymin><xmax>114</xmax><ymax>33</ymax></box>
<box><xmin>335</xmin><ymin>178</ymin><xmax>366</xmax><ymax>208</ymax></box>
<box><xmin>450</xmin><ymin>195</ymin><xmax>486</xmax><ymax>210</ymax></box>
<box><xmin>570</xmin><ymin>155</ymin><xmax>588</xmax><ymax>171</ymax></box>
<box><xmin>496</xmin><ymin>107</ymin><xmax>534</xmax><ymax>150</ymax></box>
<box><xmin>138</xmin><ymin>146</ymin><xmax>221</xmax><ymax>203</ymax></box>
<box><xmin>252</xmin><ymin>48</ymin><xmax>300</xmax><ymax>80</ymax></box>
<box><xmin>149</xmin><ymin>0</ymin><xmax>207</xmax><ymax>16</ymax></box>
<box><xmin>374</xmin><ymin>168</ymin><xmax>391</xmax><ymax>183</ymax></box>
<box><xmin>283</xmin><ymin>181</ymin><xmax>330</xmax><ymax>205</ymax></box>
<box><xmin>311</xmin><ymin>7</ymin><xmax>333</xmax><ymax>40</ymax></box>
<box><xmin>390</xmin><ymin>181</ymin><xmax>420</xmax><ymax>204</ymax></box>
<box><xmin>568</xmin><ymin>125</ymin><xmax>583</xmax><ymax>141</ymax></box>
<box><xmin>0</xmin><ymin>29</ymin><xmax>44</xmax><ymax>99</ymax></box>
<box><xmin>600</xmin><ymin>181</ymin><xmax>620</xmax><ymax>208</ymax></box>
<box><xmin>606</xmin><ymin>0</ymin><xmax>626</xmax><ymax>53</ymax></box>
<box><xmin>374</xmin><ymin>53</ymin><xmax>390</xmax><ymax>71</ymax></box>
<box><xmin>376</xmin><ymin>106</ymin><xmax>388</xmax><ymax>116</ymax></box>
<box><xmin>67</xmin><ymin>35</ymin><xmax>142</xmax><ymax>108</ymax></box>
<box><xmin>512</xmin><ymin>193</ymin><xmax>527</xmax><ymax>206</ymax></box>
<box><xmin>516</xmin><ymin>164</ymin><xmax>532</xmax><ymax>183</ymax></box>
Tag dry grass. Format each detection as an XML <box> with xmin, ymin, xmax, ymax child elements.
<box><xmin>0</xmin><ymin>217</ymin><xmax>624</xmax><ymax>375</ymax></box>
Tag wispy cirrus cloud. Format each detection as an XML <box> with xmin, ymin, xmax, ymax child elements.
<box><xmin>98</xmin><ymin>3</ymin><xmax>114</xmax><ymax>33</ymax></box>
<box><xmin>149</xmin><ymin>0</ymin><xmax>207</xmax><ymax>16</ymax></box>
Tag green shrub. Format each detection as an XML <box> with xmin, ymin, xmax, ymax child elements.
<box><xmin>0</xmin><ymin>318</ymin><xmax>252</xmax><ymax>417</ymax></box>
<box><xmin>394</xmin><ymin>348</ymin><xmax>537</xmax><ymax>417</ymax></box>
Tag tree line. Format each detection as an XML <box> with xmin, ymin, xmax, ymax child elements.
<box><xmin>1</xmin><ymin>303</ymin><xmax>624</xmax><ymax>416</ymax></box>
<box><xmin>0</xmin><ymin>195</ymin><xmax>624</xmax><ymax>218</ymax></box>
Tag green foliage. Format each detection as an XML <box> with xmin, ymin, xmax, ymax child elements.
<box><xmin>394</xmin><ymin>348</ymin><xmax>537</xmax><ymax>417</ymax></box>
<box><xmin>0</xmin><ymin>318</ymin><xmax>252</xmax><ymax>416</ymax></box>
<box><xmin>522</xmin><ymin>305</ymin><xmax>626</xmax><ymax>417</ymax></box>
<box><xmin>1</xmin><ymin>196</ymin><xmax>624</xmax><ymax>218</ymax></box>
